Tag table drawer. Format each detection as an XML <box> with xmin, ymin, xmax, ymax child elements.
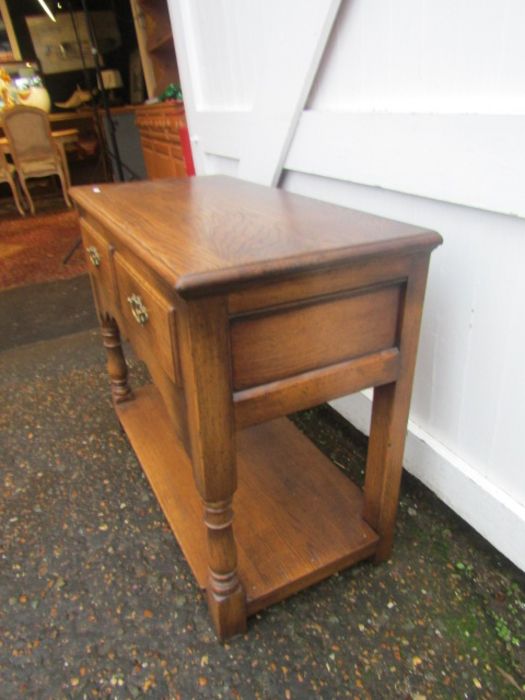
<box><xmin>81</xmin><ymin>220</ymin><xmax>116</xmax><ymax>314</ymax></box>
<box><xmin>230</xmin><ymin>284</ymin><xmax>402</xmax><ymax>391</ymax></box>
<box><xmin>114</xmin><ymin>254</ymin><xmax>180</xmax><ymax>385</ymax></box>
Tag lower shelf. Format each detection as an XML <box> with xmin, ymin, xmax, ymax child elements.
<box><xmin>116</xmin><ymin>384</ymin><xmax>379</xmax><ymax>615</ymax></box>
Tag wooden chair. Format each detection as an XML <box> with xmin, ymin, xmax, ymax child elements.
<box><xmin>2</xmin><ymin>106</ymin><xmax>72</xmax><ymax>215</ymax></box>
<box><xmin>0</xmin><ymin>147</ymin><xmax>25</xmax><ymax>216</ymax></box>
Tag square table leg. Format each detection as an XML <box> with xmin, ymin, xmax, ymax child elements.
<box><xmin>363</xmin><ymin>254</ymin><xmax>431</xmax><ymax>561</ymax></box>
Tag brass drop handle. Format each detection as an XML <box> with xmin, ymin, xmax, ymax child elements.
<box><xmin>127</xmin><ymin>293</ymin><xmax>149</xmax><ymax>325</ymax></box>
<box><xmin>86</xmin><ymin>245</ymin><xmax>101</xmax><ymax>267</ymax></box>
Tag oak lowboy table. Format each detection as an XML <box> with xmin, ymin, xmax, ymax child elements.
<box><xmin>70</xmin><ymin>176</ymin><xmax>442</xmax><ymax>640</ymax></box>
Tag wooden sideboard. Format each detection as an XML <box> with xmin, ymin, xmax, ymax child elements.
<box><xmin>135</xmin><ymin>102</ymin><xmax>194</xmax><ymax>179</ymax></box>
<box><xmin>70</xmin><ymin>176</ymin><xmax>442</xmax><ymax>640</ymax></box>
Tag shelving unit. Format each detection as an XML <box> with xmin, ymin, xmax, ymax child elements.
<box><xmin>130</xmin><ymin>0</ymin><xmax>194</xmax><ymax>180</ymax></box>
<box><xmin>117</xmin><ymin>385</ymin><xmax>379</xmax><ymax>615</ymax></box>
<box><xmin>131</xmin><ymin>0</ymin><xmax>179</xmax><ymax>99</ymax></box>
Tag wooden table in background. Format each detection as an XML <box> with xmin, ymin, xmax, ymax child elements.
<box><xmin>70</xmin><ymin>176</ymin><xmax>442</xmax><ymax>640</ymax></box>
<box><xmin>0</xmin><ymin>128</ymin><xmax>79</xmax><ymax>188</ymax></box>
<box><xmin>0</xmin><ymin>127</ymin><xmax>79</xmax><ymax>153</ymax></box>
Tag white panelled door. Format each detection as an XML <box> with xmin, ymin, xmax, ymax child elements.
<box><xmin>167</xmin><ymin>0</ymin><xmax>342</xmax><ymax>186</ymax></box>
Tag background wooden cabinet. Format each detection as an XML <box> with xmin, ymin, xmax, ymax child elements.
<box><xmin>135</xmin><ymin>102</ymin><xmax>193</xmax><ymax>179</ymax></box>
<box><xmin>131</xmin><ymin>1</ymin><xmax>194</xmax><ymax>179</ymax></box>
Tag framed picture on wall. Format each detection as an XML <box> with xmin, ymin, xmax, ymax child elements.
<box><xmin>0</xmin><ymin>0</ymin><xmax>21</xmax><ymax>61</ymax></box>
<box><xmin>26</xmin><ymin>11</ymin><xmax>120</xmax><ymax>75</ymax></box>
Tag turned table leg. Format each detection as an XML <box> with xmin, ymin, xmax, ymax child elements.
<box><xmin>363</xmin><ymin>255</ymin><xmax>431</xmax><ymax>562</ymax></box>
<box><xmin>178</xmin><ymin>297</ymin><xmax>246</xmax><ymax>640</ymax></box>
<box><xmin>203</xmin><ymin>498</ymin><xmax>246</xmax><ymax>638</ymax></box>
<box><xmin>101</xmin><ymin>315</ymin><xmax>133</xmax><ymax>404</ymax></box>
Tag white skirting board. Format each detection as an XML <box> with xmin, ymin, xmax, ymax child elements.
<box><xmin>331</xmin><ymin>392</ymin><xmax>525</xmax><ymax>572</ymax></box>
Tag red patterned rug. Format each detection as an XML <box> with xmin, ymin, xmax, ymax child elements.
<box><xmin>0</xmin><ymin>209</ymin><xmax>86</xmax><ymax>291</ymax></box>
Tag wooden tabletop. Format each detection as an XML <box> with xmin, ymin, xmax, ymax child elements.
<box><xmin>49</xmin><ymin>105</ymin><xmax>140</xmax><ymax>122</ymax></box>
<box><xmin>70</xmin><ymin>176</ymin><xmax>442</xmax><ymax>297</ymax></box>
<box><xmin>0</xmin><ymin>127</ymin><xmax>79</xmax><ymax>152</ymax></box>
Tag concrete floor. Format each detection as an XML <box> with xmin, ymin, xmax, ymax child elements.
<box><xmin>0</xmin><ymin>275</ymin><xmax>524</xmax><ymax>699</ymax></box>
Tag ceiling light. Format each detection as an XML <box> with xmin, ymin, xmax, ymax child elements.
<box><xmin>37</xmin><ymin>0</ymin><xmax>56</xmax><ymax>22</ymax></box>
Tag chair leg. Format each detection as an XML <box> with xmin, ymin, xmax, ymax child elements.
<box><xmin>19</xmin><ymin>175</ymin><xmax>35</xmax><ymax>216</ymax></box>
<box><xmin>57</xmin><ymin>169</ymin><xmax>72</xmax><ymax>208</ymax></box>
<box><xmin>58</xmin><ymin>145</ymin><xmax>72</xmax><ymax>190</ymax></box>
<box><xmin>7</xmin><ymin>175</ymin><xmax>26</xmax><ymax>217</ymax></box>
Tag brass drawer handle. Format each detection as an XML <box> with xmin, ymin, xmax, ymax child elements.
<box><xmin>127</xmin><ymin>293</ymin><xmax>149</xmax><ymax>325</ymax></box>
<box><xmin>86</xmin><ymin>245</ymin><xmax>101</xmax><ymax>267</ymax></box>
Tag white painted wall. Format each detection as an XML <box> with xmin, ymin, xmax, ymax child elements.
<box><xmin>308</xmin><ymin>0</ymin><xmax>525</xmax><ymax>115</ymax></box>
<box><xmin>284</xmin><ymin>172</ymin><xmax>525</xmax><ymax>571</ymax></box>
<box><xmin>167</xmin><ymin>0</ymin><xmax>525</xmax><ymax>570</ymax></box>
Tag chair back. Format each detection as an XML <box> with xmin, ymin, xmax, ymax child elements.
<box><xmin>2</xmin><ymin>106</ymin><xmax>56</xmax><ymax>168</ymax></box>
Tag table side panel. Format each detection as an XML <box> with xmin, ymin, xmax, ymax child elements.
<box><xmin>230</xmin><ymin>283</ymin><xmax>403</xmax><ymax>391</ymax></box>
<box><xmin>227</xmin><ymin>254</ymin><xmax>412</xmax><ymax>315</ymax></box>
<box><xmin>234</xmin><ymin>348</ymin><xmax>401</xmax><ymax>429</ymax></box>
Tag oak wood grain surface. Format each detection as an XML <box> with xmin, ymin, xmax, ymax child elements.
<box><xmin>71</xmin><ymin>176</ymin><xmax>441</xmax><ymax>297</ymax></box>
<box><xmin>74</xmin><ymin>174</ymin><xmax>443</xmax><ymax>639</ymax></box>
<box><xmin>231</xmin><ymin>284</ymin><xmax>401</xmax><ymax>390</ymax></box>
<box><xmin>117</xmin><ymin>384</ymin><xmax>378</xmax><ymax>615</ymax></box>
<box><xmin>234</xmin><ymin>348</ymin><xmax>401</xmax><ymax>429</ymax></box>
<box><xmin>81</xmin><ymin>220</ymin><xmax>117</xmax><ymax>317</ymax></box>
<box><xmin>113</xmin><ymin>253</ymin><xmax>180</xmax><ymax>385</ymax></box>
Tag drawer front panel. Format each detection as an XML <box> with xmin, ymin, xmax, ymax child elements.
<box><xmin>140</xmin><ymin>138</ymin><xmax>184</xmax><ymax>179</ymax></box>
<box><xmin>230</xmin><ymin>284</ymin><xmax>402</xmax><ymax>391</ymax></box>
<box><xmin>114</xmin><ymin>254</ymin><xmax>180</xmax><ymax>385</ymax></box>
<box><xmin>81</xmin><ymin>220</ymin><xmax>116</xmax><ymax>315</ymax></box>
